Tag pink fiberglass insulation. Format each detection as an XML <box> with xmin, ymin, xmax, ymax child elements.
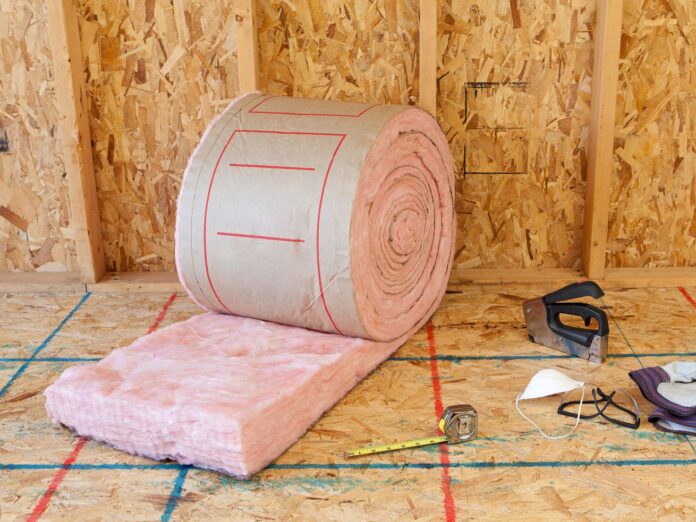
<box><xmin>45</xmin><ymin>313</ymin><xmax>398</xmax><ymax>478</ymax></box>
<box><xmin>45</xmin><ymin>93</ymin><xmax>455</xmax><ymax>478</ymax></box>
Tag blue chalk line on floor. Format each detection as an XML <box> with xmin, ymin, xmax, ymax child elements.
<box><xmin>390</xmin><ymin>352</ymin><xmax>696</xmax><ymax>363</ymax></box>
<box><xmin>3</xmin><ymin>458</ymin><xmax>696</xmax><ymax>472</ymax></box>
<box><xmin>3</xmin><ymin>352</ymin><xmax>694</xmax><ymax>365</ymax></box>
<box><xmin>0</xmin><ymin>357</ymin><xmax>101</xmax><ymax>363</ymax></box>
<box><xmin>269</xmin><ymin>458</ymin><xmax>696</xmax><ymax>470</ymax></box>
<box><xmin>0</xmin><ymin>292</ymin><xmax>91</xmax><ymax>399</ymax></box>
<box><xmin>1</xmin><ymin>463</ymin><xmax>181</xmax><ymax>470</ymax></box>
<box><xmin>161</xmin><ymin>466</ymin><xmax>190</xmax><ymax>522</ymax></box>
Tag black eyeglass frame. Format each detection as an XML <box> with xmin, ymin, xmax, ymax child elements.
<box><xmin>557</xmin><ymin>387</ymin><xmax>640</xmax><ymax>429</ymax></box>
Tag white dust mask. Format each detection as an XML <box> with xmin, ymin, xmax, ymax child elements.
<box><xmin>516</xmin><ymin>369</ymin><xmax>585</xmax><ymax>439</ymax></box>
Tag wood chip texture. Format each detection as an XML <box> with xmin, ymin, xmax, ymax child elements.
<box><xmin>1</xmin><ymin>0</ymin><xmax>694</xmax><ymax>274</ymax></box>
<box><xmin>607</xmin><ymin>0</ymin><xmax>696</xmax><ymax>267</ymax></box>
<box><xmin>438</xmin><ymin>0</ymin><xmax>595</xmax><ymax>269</ymax></box>
<box><xmin>0</xmin><ymin>0</ymin><xmax>77</xmax><ymax>272</ymax></box>
<box><xmin>77</xmin><ymin>0</ymin><xmax>240</xmax><ymax>271</ymax></box>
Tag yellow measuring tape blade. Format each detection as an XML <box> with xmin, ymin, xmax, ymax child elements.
<box><xmin>345</xmin><ymin>435</ymin><xmax>447</xmax><ymax>458</ymax></box>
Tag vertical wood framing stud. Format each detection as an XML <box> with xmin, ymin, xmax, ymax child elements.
<box><xmin>47</xmin><ymin>0</ymin><xmax>105</xmax><ymax>283</ymax></box>
<box><xmin>419</xmin><ymin>0</ymin><xmax>438</xmax><ymax>115</ymax></box>
<box><xmin>582</xmin><ymin>0</ymin><xmax>623</xmax><ymax>279</ymax></box>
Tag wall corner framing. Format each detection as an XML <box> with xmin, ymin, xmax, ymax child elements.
<box><xmin>46</xmin><ymin>0</ymin><xmax>105</xmax><ymax>283</ymax></box>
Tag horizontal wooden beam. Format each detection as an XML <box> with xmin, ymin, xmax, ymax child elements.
<box><xmin>602</xmin><ymin>267</ymin><xmax>696</xmax><ymax>288</ymax></box>
<box><xmin>449</xmin><ymin>267</ymin><xmax>696</xmax><ymax>290</ymax></box>
<box><xmin>0</xmin><ymin>271</ymin><xmax>182</xmax><ymax>293</ymax></box>
<box><xmin>0</xmin><ymin>272</ymin><xmax>84</xmax><ymax>293</ymax></box>
<box><xmin>3</xmin><ymin>267</ymin><xmax>696</xmax><ymax>294</ymax></box>
<box><xmin>448</xmin><ymin>268</ymin><xmax>584</xmax><ymax>289</ymax></box>
<box><xmin>86</xmin><ymin>272</ymin><xmax>183</xmax><ymax>293</ymax></box>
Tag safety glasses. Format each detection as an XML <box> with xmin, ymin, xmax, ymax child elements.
<box><xmin>558</xmin><ymin>386</ymin><xmax>640</xmax><ymax>429</ymax></box>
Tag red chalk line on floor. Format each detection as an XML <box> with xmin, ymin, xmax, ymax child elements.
<box><xmin>679</xmin><ymin>287</ymin><xmax>696</xmax><ymax>309</ymax></box>
<box><xmin>148</xmin><ymin>293</ymin><xmax>178</xmax><ymax>334</ymax></box>
<box><xmin>27</xmin><ymin>292</ymin><xmax>178</xmax><ymax>521</ymax></box>
<box><xmin>26</xmin><ymin>437</ymin><xmax>87</xmax><ymax>522</ymax></box>
<box><xmin>427</xmin><ymin>321</ymin><xmax>457</xmax><ymax>522</ymax></box>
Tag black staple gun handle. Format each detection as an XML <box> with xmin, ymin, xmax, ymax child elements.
<box><xmin>542</xmin><ymin>281</ymin><xmax>604</xmax><ymax>304</ymax></box>
<box><xmin>547</xmin><ymin>302</ymin><xmax>609</xmax><ymax>347</ymax></box>
<box><xmin>542</xmin><ymin>282</ymin><xmax>609</xmax><ymax>348</ymax></box>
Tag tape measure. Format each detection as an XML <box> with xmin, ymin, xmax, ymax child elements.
<box><xmin>345</xmin><ymin>404</ymin><xmax>478</xmax><ymax>458</ymax></box>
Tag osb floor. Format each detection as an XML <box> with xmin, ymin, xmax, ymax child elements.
<box><xmin>1</xmin><ymin>285</ymin><xmax>696</xmax><ymax>520</ymax></box>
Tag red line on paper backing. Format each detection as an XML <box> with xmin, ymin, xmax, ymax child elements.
<box><xmin>236</xmin><ymin>129</ymin><xmax>345</xmax><ymax>137</ymax></box>
<box><xmin>229</xmin><ymin>163</ymin><xmax>315</xmax><ymax>172</ymax></box>
<box><xmin>315</xmin><ymin>135</ymin><xmax>346</xmax><ymax>335</ymax></box>
<box><xmin>203</xmin><ymin>129</ymin><xmax>239</xmax><ymax>314</ymax></box>
<box><xmin>203</xmin><ymin>128</ymin><xmax>346</xmax><ymax>333</ymax></box>
<box><xmin>217</xmin><ymin>232</ymin><xmax>304</xmax><ymax>243</ymax></box>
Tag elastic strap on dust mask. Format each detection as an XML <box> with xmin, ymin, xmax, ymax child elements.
<box><xmin>515</xmin><ymin>386</ymin><xmax>585</xmax><ymax>440</ymax></box>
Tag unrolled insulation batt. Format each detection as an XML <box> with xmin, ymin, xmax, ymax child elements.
<box><xmin>45</xmin><ymin>93</ymin><xmax>455</xmax><ymax>478</ymax></box>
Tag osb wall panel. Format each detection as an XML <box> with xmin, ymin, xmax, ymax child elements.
<box><xmin>0</xmin><ymin>1</ymin><xmax>76</xmax><ymax>272</ymax></box>
<box><xmin>257</xmin><ymin>0</ymin><xmax>419</xmax><ymax>104</ymax></box>
<box><xmin>8</xmin><ymin>0</ymin><xmax>694</xmax><ymax>275</ymax></box>
<box><xmin>438</xmin><ymin>0</ymin><xmax>595</xmax><ymax>269</ymax></box>
<box><xmin>77</xmin><ymin>0</ymin><xmax>240</xmax><ymax>272</ymax></box>
<box><xmin>80</xmin><ymin>0</ymin><xmax>418</xmax><ymax>271</ymax></box>
<box><xmin>607</xmin><ymin>0</ymin><xmax>696</xmax><ymax>267</ymax></box>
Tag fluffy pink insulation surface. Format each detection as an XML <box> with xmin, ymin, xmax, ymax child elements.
<box><xmin>45</xmin><ymin>313</ymin><xmax>397</xmax><ymax>478</ymax></box>
<box><xmin>45</xmin><ymin>94</ymin><xmax>454</xmax><ymax>478</ymax></box>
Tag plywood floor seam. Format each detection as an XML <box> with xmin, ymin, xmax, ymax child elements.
<box><xmin>1</xmin><ymin>284</ymin><xmax>696</xmax><ymax>520</ymax></box>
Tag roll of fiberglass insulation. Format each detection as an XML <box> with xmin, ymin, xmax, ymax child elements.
<box><xmin>45</xmin><ymin>94</ymin><xmax>455</xmax><ymax>478</ymax></box>
<box><xmin>176</xmin><ymin>93</ymin><xmax>454</xmax><ymax>341</ymax></box>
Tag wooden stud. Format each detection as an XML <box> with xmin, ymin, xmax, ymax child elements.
<box><xmin>581</xmin><ymin>0</ymin><xmax>623</xmax><ymax>279</ymax></box>
<box><xmin>418</xmin><ymin>0</ymin><xmax>437</xmax><ymax>115</ymax></box>
<box><xmin>46</xmin><ymin>0</ymin><xmax>105</xmax><ymax>283</ymax></box>
<box><xmin>236</xmin><ymin>0</ymin><xmax>259</xmax><ymax>92</ymax></box>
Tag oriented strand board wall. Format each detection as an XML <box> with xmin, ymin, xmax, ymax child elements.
<box><xmin>0</xmin><ymin>1</ymin><xmax>76</xmax><ymax>272</ymax></box>
<box><xmin>438</xmin><ymin>0</ymin><xmax>595</xmax><ymax>269</ymax></box>
<box><xmin>79</xmin><ymin>0</ymin><xmax>417</xmax><ymax>272</ymax></box>
<box><xmin>607</xmin><ymin>0</ymin><xmax>696</xmax><ymax>268</ymax></box>
<box><xmin>77</xmin><ymin>0</ymin><xmax>240</xmax><ymax>272</ymax></box>
<box><xmin>257</xmin><ymin>0</ymin><xmax>419</xmax><ymax>104</ymax></box>
<box><xmin>5</xmin><ymin>0</ymin><xmax>695</xmax><ymax>275</ymax></box>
